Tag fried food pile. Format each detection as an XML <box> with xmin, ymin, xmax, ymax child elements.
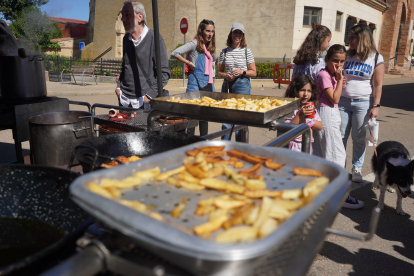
<box><xmin>168</xmin><ymin>96</ymin><xmax>289</xmax><ymax>112</ymax></box>
<box><xmin>88</xmin><ymin>146</ymin><xmax>329</xmax><ymax>243</ymax></box>
<box><xmin>101</xmin><ymin>155</ymin><xmax>141</xmax><ymax>168</ymax></box>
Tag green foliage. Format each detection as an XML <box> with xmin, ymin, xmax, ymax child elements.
<box><xmin>105</xmin><ymin>70</ymin><xmax>112</xmax><ymax>76</ymax></box>
<box><xmin>9</xmin><ymin>6</ymin><xmax>62</xmax><ymax>53</ymax></box>
<box><xmin>0</xmin><ymin>0</ymin><xmax>49</xmax><ymax>21</ymax></box>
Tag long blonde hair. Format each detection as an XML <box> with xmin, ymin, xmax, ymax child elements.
<box><xmin>348</xmin><ymin>24</ymin><xmax>377</xmax><ymax>60</ymax></box>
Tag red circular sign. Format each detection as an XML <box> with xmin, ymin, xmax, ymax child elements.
<box><xmin>180</xmin><ymin>18</ymin><xmax>188</xmax><ymax>34</ymax></box>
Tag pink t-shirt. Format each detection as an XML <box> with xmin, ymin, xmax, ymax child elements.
<box><xmin>316</xmin><ymin>69</ymin><xmax>338</xmax><ymax>108</ymax></box>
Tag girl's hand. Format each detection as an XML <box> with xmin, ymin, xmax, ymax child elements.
<box><xmin>188</xmin><ymin>62</ymin><xmax>195</xmax><ymax>70</ymax></box>
<box><xmin>369</xmin><ymin>107</ymin><xmax>379</xmax><ymax>118</ymax></box>
<box><xmin>225</xmin><ymin>73</ymin><xmax>235</xmax><ymax>81</ymax></box>
<box><xmin>298</xmin><ymin>105</ymin><xmax>313</xmax><ymax>118</ymax></box>
<box><xmin>333</xmin><ymin>64</ymin><xmax>343</xmax><ymax>82</ymax></box>
<box><xmin>232</xmin><ymin>68</ymin><xmax>242</xmax><ymax>77</ymax></box>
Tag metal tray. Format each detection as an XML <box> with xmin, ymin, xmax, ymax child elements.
<box><xmin>150</xmin><ymin>91</ymin><xmax>300</xmax><ymax>125</ymax></box>
<box><xmin>70</xmin><ymin>141</ymin><xmax>349</xmax><ymax>276</ymax></box>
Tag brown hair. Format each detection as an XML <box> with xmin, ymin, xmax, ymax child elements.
<box><xmin>293</xmin><ymin>22</ymin><xmax>331</xmax><ymax>65</ymax></box>
<box><xmin>325</xmin><ymin>44</ymin><xmax>347</xmax><ymax>60</ymax></box>
<box><xmin>226</xmin><ymin>30</ymin><xmax>247</xmax><ymax>48</ymax></box>
<box><xmin>194</xmin><ymin>19</ymin><xmax>216</xmax><ymax>55</ymax></box>
<box><xmin>284</xmin><ymin>74</ymin><xmax>319</xmax><ymax>107</ymax></box>
<box><xmin>347</xmin><ymin>24</ymin><xmax>377</xmax><ymax>60</ymax></box>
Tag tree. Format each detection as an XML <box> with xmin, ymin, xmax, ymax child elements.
<box><xmin>9</xmin><ymin>6</ymin><xmax>61</xmax><ymax>53</ymax></box>
<box><xmin>0</xmin><ymin>0</ymin><xmax>48</xmax><ymax>21</ymax></box>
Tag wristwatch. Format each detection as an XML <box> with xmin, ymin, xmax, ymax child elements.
<box><xmin>242</xmin><ymin>71</ymin><xmax>246</xmax><ymax>77</ymax></box>
<box><xmin>372</xmin><ymin>104</ymin><xmax>381</xmax><ymax>108</ymax></box>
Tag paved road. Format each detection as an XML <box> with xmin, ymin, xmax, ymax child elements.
<box><xmin>1</xmin><ymin>76</ymin><xmax>414</xmax><ymax>275</ymax></box>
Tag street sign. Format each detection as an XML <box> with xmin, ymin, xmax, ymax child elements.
<box><xmin>180</xmin><ymin>18</ymin><xmax>188</xmax><ymax>34</ymax></box>
<box><xmin>79</xmin><ymin>42</ymin><xmax>85</xmax><ymax>50</ymax></box>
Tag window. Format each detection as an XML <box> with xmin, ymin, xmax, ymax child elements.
<box><xmin>344</xmin><ymin>18</ymin><xmax>356</xmax><ymax>45</ymax></box>
<box><xmin>335</xmin><ymin>12</ymin><xmax>343</xmax><ymax>31</ymax></box>
<box><xmin>303</xmin><ymin>7</ymin><xmax>322</xmax><ymax>27</ymax></box>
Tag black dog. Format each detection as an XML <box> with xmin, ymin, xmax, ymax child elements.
<box><xmin>372</xmin><ymin>141</ymin><xmax>414</xmax><ymax>215</ymax></box>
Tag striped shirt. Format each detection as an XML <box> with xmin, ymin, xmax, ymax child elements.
<box><xmin>219</xmin><ymin>47</ymin><xmax>255</xmax><ymax>74</ymax></box>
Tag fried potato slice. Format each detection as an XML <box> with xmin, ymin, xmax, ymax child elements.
<box><xmin>105</xmin><ymin>187</ymin><xmax>121</xmax><ymax>198</ymax></box>
<box><xmin>88</xmin><ymin>182</ymin><xmax>113</xmax><ymax>199</ymax></box>
<box><xmin>198</xmin><ymin>195</ymin><xmax>229</xmax><ymax>207</ymax></box>
<box><xmin>204</xmin><ymin>151</ymin><xmax>227</xmax><ymax>158</ymax></box>
<box><xmin>272</xmin><ymin>199</ymin><xmax>305</xmax><ymax>211</ymax></box>
<box><xmin>195</xmin><ymin>205</ymin><xmax>216</xmax><ymax>216</ymax></box>
<box><xmin>184</xmin><ymin>164</ymin><xmax>224</xmax><ymax>179</ymax></box>
<box><xmin>223</xmin><ymin>165</ymin><xmax>246</xmax><ymax>185</ymax></box>
<box><xmin>134</xmin><ymin>167</ymin><xmax>160</xmax><ymax>179</ymax></box>
<box><xmin>234</xmin><ymin>161</ymin><xmax>245</xmax><ymax>169</ymax></box>
<box><xmin>244</xmin><ymin>190</ymin><xmax>282</xmax><ymax>198</ymax></box>
<box><xmin>303</xmin><ymin>176</ymin><xmax>329</xmax><ymax>196</ymax></box>
<box><xmin>281</xmin><ymin>189</ymin><xmax>303</xmax><ymax>199</ymax></box>
<box><xmin>268</xmin><ymin>202</ymin><xmax>291</xmax><ymax>220</ymax></box>
<box><xmin>223</xmin><ymin>204</ymin><xmax>254</xmax><ymax>229</ymax></box>
<box><xmin>155</xmin><ymin>166</ymin><xmax>185</xmax><ymax>181</ymax></box>
<box><xmin>248</xmin><ymin>175</ymin><xmax>264</xmax><ymax>181</ymax></box>
<box><xmin>239</xmin><ymin>163</ymin><xmax>262</xmax><ymax>177</ymax></box>
<box><xmin>178</xmin><ymin>181</ymin><xmax>205</xmax><ymax>191</ymax></box>
<box><xmin>253</xmin><ymin>197</ymin><xmax>273</xmax><ymax>228</ymax></box>
<box><xmin>209</xmin><ymin>209</ymin><xmax>229</xmax><ymax>221</ymax></box>
<box><xmin>231</xmin><ymin>194</ymin><xmax>253</xmax><ymax>204</ymax></box>
<box><xmin>245</xmin><ymin>206</ymin><xmax>260</xmax><ymax>225</ymax></box>
<box><xmin>293</xmin><ymin>167</ymin><xmax>323</xmax><ymax>177</ymax></box>
<box><xmin>118</xmin><ymin>199</ymin><xmax>147</xmax><ymax>213</ymax></box>
<box><xmin>215</xmin><ymin>226</ymin><xmax>258</xmax><ymax>243</ymax></box>
<box><xmin>178</xmin><ymin>170</ymin><xmax>200</xmax><ymax>184</ymax></box>
<box><xmin>100</xmin><ymin>178</ymin><xmax>142</xmax><ymax>189</ymax></box>
<box><xmin>227</xmin><ymin>150</ymin><xmax>263</xmax><ymax>164</ymax></box>
<box><xmin>200</xmin><ymin>178</ymin><xmax>246</xmax><ymax>194</ymax></box>
<box><xmin>149</xmin><ymin>212</ymin><xmax>164</xmax><ymax>221</ymax></box>
<box><xmin>166</xmin><ymin>177</ymin><xmax>179</xmax><ymax>187</ymax></box>
<box><xmin>258</xmin><ymin>218</ymin><xmax>278</xmax><ymax>238</ymax></box>
<box><xmin>193</xmin><ymin>214</ymin><xmax>228</xmax><ymax>236</ymax></box>
<box><xmin>264</xmin><ymin>160</ymin><xmax>285</xmax><ymax>170</ymax></box>
<box><xmin>171</xmin><ymin>198</ymin><xmax>188</xmax><ymax>218</ymax></box>
<box><xmin>195</xmin><ymin>146</ymin><xmax>226</xmax><ymax>152</ymax></box>
<box><xmin>244</xmin><ymin>179</ymin><xmax>267</xmax><ymax>190</ymax></box>
<box><xmin>186</xmin><ymin>150</ymin><xmax>200</xmax><ymax>156</ymax></box>
<box><xmin>214</xmin><ymin>199</ymin><xmax>247</xmax><ymax>209</ymax></box>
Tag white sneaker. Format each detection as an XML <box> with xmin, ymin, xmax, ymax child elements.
<box><xmin>352</xmin><ymin>168</ymin><xmax>363</xmax><ymax>183</ymax></box>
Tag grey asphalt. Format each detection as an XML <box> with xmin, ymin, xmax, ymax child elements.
<box><xmin>1</xmin><ymin>76</ymin><xmax>414</xmax><ymax>275</ymax></box>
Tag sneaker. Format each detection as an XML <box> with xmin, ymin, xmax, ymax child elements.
<box><xmin>352</xmin><ymin>168</ymin><xmax>363</xmax><ymax>183</ymax></box>
<box><xmin>343</xmin><ymin>195</ymin><xmax>364</xmax><ymax>209</ymax></box>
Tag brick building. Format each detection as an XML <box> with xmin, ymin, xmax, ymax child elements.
<box><xmin>379</xmin><ymin>0</ymin><xmax>414</xmax><ymax>74</ymax></box>
<box><xmin>49</xmin><ymin>17</ymin><xmax>88</xmax><ymax>38</ymax></box>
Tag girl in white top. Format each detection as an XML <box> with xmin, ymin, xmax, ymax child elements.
<box><xmin>218</xmin><ymin>23</ymin><xmax>257</xmax><ymax>142</ymax></box>
<box><xmin>339</xmin><ymin>24</ymin><xmax>385</xmax><ymax>187</ymax></box>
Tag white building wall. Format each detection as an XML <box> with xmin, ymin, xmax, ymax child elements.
<box><xmin>292</xmin><ymin>0</ymin><xmax>384</xmax><ymax>58</ymax></box>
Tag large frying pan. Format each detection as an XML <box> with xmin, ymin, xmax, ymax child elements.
<box><xmin>0</xmin><ymin>164</ymin><xmax>90</xmax><ymax>275</ymax></box>
<box><xmin>75</xmin><ymin>131</ymin><xmax>205</xmax><ymax>173</ymax></box>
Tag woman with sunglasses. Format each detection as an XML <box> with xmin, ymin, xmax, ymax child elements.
<box><xmin>218</xmin><ymin>23</ymin><xmax>257</xmax><ymax>141</ymax></box>
<box><xmin>340</xmin><ymin>24</ymin><xmax>385</xmax><ymax>192</ymax></box>
<box><xmin>171</xmin><ymin>19</ymin><xmax>216</xmax><ymax>136</ymax></box>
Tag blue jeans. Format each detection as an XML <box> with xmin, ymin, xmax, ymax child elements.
<box><xmin>338</xmin><ymin>96</ymin><xmax>373</xmax><ymax>170</ymax></box>
<box><xmin>221</xmin><ymin>78</ymin><xmax>251</xmax><ymax>141</ymax></box>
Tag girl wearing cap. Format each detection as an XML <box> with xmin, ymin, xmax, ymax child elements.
<box><xmin>339</xmin><ymin>24</ymin><xmax>384</xmax><ymax>186</ymax></box>
<box><xmin>171</xmin><ymin>19</ymin><xmax>216</xmax><ymax>136</ymax></box>
<box><xmin>218</xmin><ymin>23</ymin><xmax>257</xmax><ymax>141</ymax></box>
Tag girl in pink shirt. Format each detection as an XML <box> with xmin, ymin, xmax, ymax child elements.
<box><xmin>313</xmin><ymin>44</ymin><xmax>347</xmax><ymax>166</ymax></box>
<box><xmin>284</xmin><ymin>74</ymin><xmax>322</xmax><ymax>153</ymax></box>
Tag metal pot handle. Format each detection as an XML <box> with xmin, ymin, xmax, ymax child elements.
<box><xmin>161</xmin><ymin>116</ymin><xmax>191</xmax><ymax>133</ymax></box>
<box><xmin>68</xmin><ymin>145</ymin><xmax>99</xmax><ymax>172</ymax></box>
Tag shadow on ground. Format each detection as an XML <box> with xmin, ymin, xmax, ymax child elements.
<box><xmin>381</xmin><ymin>83</ymin><xmax>414</xmax><ymax>112</ymax></box>
<box><xmin>0</xmin><ymin>142</ymin><xmax>30</xmax><ymax>164</ymax></box>
<box><xmin>318</xmin><ymin>184</ymin><xmax>414</xmax><ymax>275</ymax></box>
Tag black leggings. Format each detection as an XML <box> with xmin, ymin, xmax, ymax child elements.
<box><xmin>188</xmin><ymin>121</ymin><xmax>208</xmax><ymax>136</ymax></box>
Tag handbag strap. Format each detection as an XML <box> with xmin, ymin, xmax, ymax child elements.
<box><xmin>188</xmin><ymin>71</ymin><xmax>202</xmax><ymax>90</ymax></box>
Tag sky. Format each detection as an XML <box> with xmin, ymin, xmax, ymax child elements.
<box><xmin>40</xmin><ymin>0</ymin><xmax>90</xmax><ymax>21</ymax></box>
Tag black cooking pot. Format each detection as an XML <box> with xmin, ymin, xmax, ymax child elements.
<box><xmin>75</xmin><ymin>131</ymin><xmax>205</xmax><ymax>172</ymax></box>
<box><xmin>0</xmin><ymin>164</ymin><xmax>89</xmax><ymax>275</ymax></box>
